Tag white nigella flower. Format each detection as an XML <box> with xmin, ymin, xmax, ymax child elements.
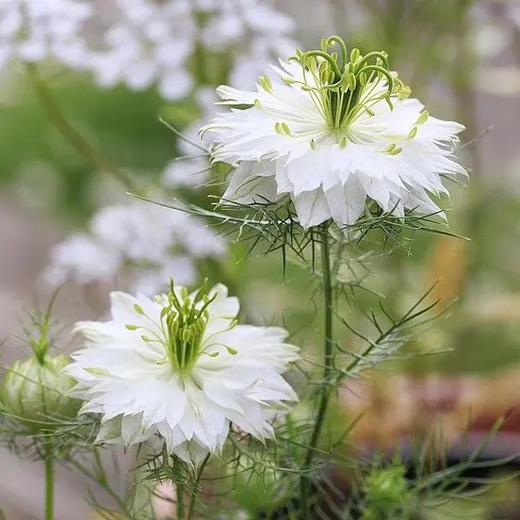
<box><xmin>67</xmin><ymin>283</ymin><xmax>299</xmax><ymax>464</ymax></box>
<box><xmin>203</xmin><ymin>36</ymin><xmax>467</xmax><ymax>229</ymax></box>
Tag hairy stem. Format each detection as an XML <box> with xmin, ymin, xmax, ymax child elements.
<box><xmin>300</xmin><ymin>226</ymin><xmax>334</xmax><ymax>518</ymax></box>
<box><xmin>173</xmin><ymin>456</ymin><xmax>186</xmax><ymax>520</ymax></box>
<box><xmin>177</xmin><ymin>482</ymin><xmax>185</xmax><ymax>520</ymax></box>
<box><xmin>44</xmin><ymin>454</ymin><xmax>54</xmax><ymax>520</ymax></box>
<box><xmin>26</xmin><ymin>63</ymin><xmax>134</xmax><ymax>189</ymax></box>
<box><xmin>69</xmin><ymin>457</ymin><xmax>133</xmax><ymax>518</ymax></box>
<box><xmin>186</xmin><ymin>454</ymin><xmax>210</xmax><ymax>520</ymax></box>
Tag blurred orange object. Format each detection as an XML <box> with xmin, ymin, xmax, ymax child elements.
<box><xmin>426</xmin><ymin>237</ymin><xmax>468</xmax><ymax>309</ymax></box>
<box><xmin>341</xmin><ymin>370</ymin><xmax>520</xmax><ymax>455</ymax></box>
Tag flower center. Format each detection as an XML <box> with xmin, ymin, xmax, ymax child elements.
<box><xmin>162</xmin><ymin>282</ymin><xmax>214</xmax><ymax>374</ymax></box>
<box><xmin>280</xmin><ymin>36</ymin><xmax>411</xmax><ymax>147</ymax></box>
<box><xmin>127</xmin><ymin>282</ymin><xmax>217</xmax><ymax>374</ymax></box>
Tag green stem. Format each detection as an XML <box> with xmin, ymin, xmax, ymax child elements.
<box><xmin>25</xmin><ymin>63</ymin><xmax>135</xmax><ymax>190</ymax></box>
<box><xmin>44</xmin><ymin>455</ymin><xmax>54</xmax><ymax>520</ymax></box>
<box><xmin>300</xmin><ymin>227</ymin><xmax>334</xmax><ymax>518</ymax></box>
<box><xmin>186</xmin><ymin>454</ymin><xmax>210</xmax><ymax>520</ymax></box>
<box><xmin>174</xmin><ymin>456</ymin><xmax>186</xmax><ymax>520</ymax></box>
<box><xmin>176</xmin><ymin>481</ymin><xmax>185</xmax><ymax>520</ymax></box>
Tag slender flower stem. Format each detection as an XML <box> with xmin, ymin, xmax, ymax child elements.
<box><xmin>44</xmin><ymin>454</ymin><xmax>55</xmax><ymax>520</ymax></box>
<box><xmin>177</xmin><ymin>481</ymin><xmax>185</xmax><ymax>520</ymax></box>
<box><xmin>69</xmin><ymin>458</ymin><xmax>132</xmax><ymax>518</ymax></box>
<box><xmin>301</xmin><ymin>226</ymin><xmax>334</xmax><ymax>518</ymax></box>
<box><xmin>173</xmin><ymin>456</ymin><xmax>186</xmax><ymax>520</ymax></box>
<box><xmin>25</xmin><ymin>63</ymin><xmax>135</xmax><ymax>190</ymax></box>
<box><xmin>186</xmin><ymin>454</ymin><xmax>210</xmax><ymax>520</ymax></box>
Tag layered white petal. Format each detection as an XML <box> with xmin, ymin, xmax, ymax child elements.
<box><xmin>204</xmin><ymin>61</ymin><xmax>466</xmax><ymax>229</ymax></box>
<box><xmin>68</xmin><ymin>285</ymin><xmax>299</xmax><ymax>464</ymax></box>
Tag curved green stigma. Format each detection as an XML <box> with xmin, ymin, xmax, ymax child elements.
<box><xmin>288</xmin><ymin>36</ymin><xmax>411</xmax><ymax>142</ymax></box>
<box><xmin>162</xmin><ymin>281</ymin><xmax>215</xmax><ymax>373</ymax></box>
<box><xmin>128</xmin><ymin>281</ymin><xmax>217</xmax><ymax>374</ymax></box>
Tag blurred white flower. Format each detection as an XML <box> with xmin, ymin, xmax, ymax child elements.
<box><xmin>200</xmin><ymin>0</ymin><xmax>294</xmax><ymax>51</ymax></box>
<box><xmin>469</xmin><ymin>1</ymin><xmax>520</xmax><ymax>97</ymax></box>
<box><xmin>0</xmin><ymin>0</ymin><xmax>296</xmax><ymax>104</ymax></box>
<box><xmin>477</xmin><ymin>65</ymin><xmax>520</xmax><ymax>97</ymax></box>
<box><xmin>161</xmin><ymin>87</ymin><xmax>217</xmax><ymax>188</ymax></box>
<box><xmin>0</xmin><ymin>0</ymin><xmax>92</xmax><ymax>70</ymax></box>
<box><xmin>469</xmin><ymin>1</ymin><xmax>516</xmax><ymax>60</ymax></box>
<box><xmin>162</xmin><ymin>156</ymin><xmax>211</xmax><ymax>188</ymax></box>
<box><xmin>45</xmin><ymin>233</ymin><xmax>121</xmax><ymax>286</ymax></box>
<box><xmin>92</xmin><ymin>204</ymin><xmax>179</xmax><ymax>263</ymax></box>
<box><xmin>176</xmin><ymin>88</ymin><xmax>219</xmax><ymax>156</ymax></box>
<box><xmin>204</xmin><ymin>38</ymin><xmax>466</xmax><ymax>228</ymax></box>
<box><xmin>45</xmin><ymin>202</ymin><xmax>226</xmax><ymax>293</ymax></box>
<box><xmin>88</xmin><ymin>0</ymin><xmax>196</xmax><ymax>100</ymax></box>
<box><xmin>131</xmin><ymin>256</ymin><xmax>196</xmax><ymax>295</ymax></box>
<box><xmin>68</xmin><ymin>283</ymin><xmax>299</xmax><ymax>464</ymax></box>
<box><xmin>229</xmin><ymin>36</ymin><xmax>295</xmax><ymax>90</ymax></box>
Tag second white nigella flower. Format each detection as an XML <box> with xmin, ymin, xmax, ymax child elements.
<box><xmin>67</xmin><ymin>282</ymin><xmax>299</xmax><ymax>464</ymax></box>
<box><xmin>203</xmin><ymin>36</ymin><xmax>467</xmax><ymax>229</ymax></box>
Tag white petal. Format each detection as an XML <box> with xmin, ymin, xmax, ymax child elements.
<box><xmin>69</xmin><ymin>285</ymin><xmax>300</xmax><ymax>461</ymax></box>
<box><xmin>293</xmin><ymin>189</ymin><xmax>331</xmax><ymax>228</ymax></box>
<box><xmin>173</xmin><ymin>440</ymin><xmax>210</xmax><ymax>468</ymax></box>
<box><xmin>207</xmin><ymin>284</ymin><xmax>239</xmax><ymax>319</ymax></box>
<box><xmin>222</xmin><ymin>162</ymin><xmax>278</xmax><ymax>204</ymax></box>
<box><xmin>343</xmin><ymin>175</ymin><xmax>367</xmax><ymax>225</ymax></box>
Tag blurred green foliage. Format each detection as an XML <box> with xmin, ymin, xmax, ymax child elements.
<box><xmin>1</xmin><ymin>1</ymin><xmax>520</xmax><ymax>517</ymax></box>
<box><xmin>0</xmin><ymin>68</ymin><xmax>199</xmax><ymax>220</ymax></box>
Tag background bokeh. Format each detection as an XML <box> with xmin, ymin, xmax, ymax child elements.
<box><xmin>1</xmin><ymin>0</ymin><xmax>520</xmax><ymax>518</ymax></box>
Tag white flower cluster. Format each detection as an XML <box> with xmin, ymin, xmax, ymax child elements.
<box><xmin>1</xmin><ymin>0</ymin><xmax>295</xmax><ymax>100</ymax></box>
<box><xmin>86</xmin><ymin>0</ymin><xmax>196</xmax><ymax>100</ymax></box>
<box><xmin>198</xmin><ymin>0</ymin><xmax>295</xmax><ymax>89</ymax></box>
<box><xmin>0</xmin><ymin>0</ymin><xmax>92</xmax><ymax>71</ymax></box>
<box><xmin>91</xmin><ymin>0</ymin><xmax>295</xmax><ymax>99</ymax></box>
<box><xmin>45</xmin><ymin>202</ymin><xmax>226</xmax><ymax>294</ymax></box>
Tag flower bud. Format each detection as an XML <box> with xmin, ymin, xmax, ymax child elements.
<box><xmin>0</xmin><ymin>354</ymin><xmax>80</xmax><ymax>432</ymax></box>
<box><xmin>362</xmin><ymin>463</ymin><xmax>410</xmax><ymax>519</ymax></box>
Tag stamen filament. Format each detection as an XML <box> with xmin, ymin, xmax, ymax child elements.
<box><xmin>283</xmin><ymin>36</ymin><xmax>410</xmax><ymax>148</ymax></box>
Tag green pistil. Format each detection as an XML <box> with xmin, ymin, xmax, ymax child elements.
<box><xmin>163</xmin><ymin>281</ymin><xmax>214</xmax><ymax>374</ymax></box>
<box><xmin>127</xmin><ymin>281</ymin><xmax>216</xmax><ymax>375</ymax></box>
<box><xmin>287</xmin><ymin>36</ymin><xmax>411</xmax><ymax>142</ymax></box>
